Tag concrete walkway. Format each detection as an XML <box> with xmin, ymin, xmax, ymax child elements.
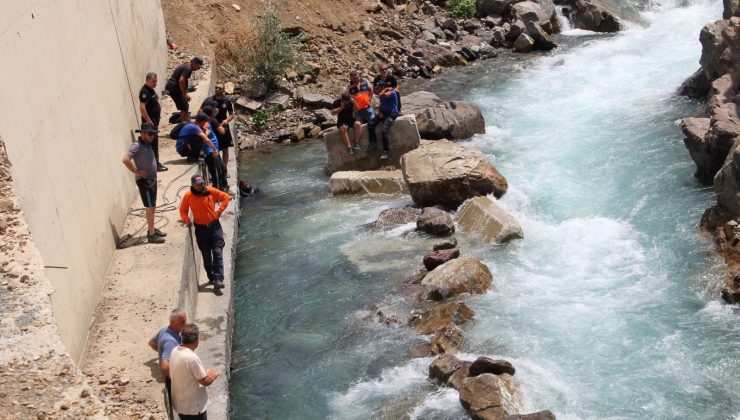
<box><xmin>80</xmin><ymin>62</ymin><xmax>238</xmax><ymax>419</ymax></box>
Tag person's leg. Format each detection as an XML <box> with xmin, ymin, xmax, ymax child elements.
<box><xmin>210</xmin><ymin>223</ymin><xmax>226</xmax><ymax>286</ymax></box>
<box><xmin>194</xmin><ymin>226</ymin><xmax>215</xmax><ymax>283</ymax></box>
<box><xmin>366</xmin><ymin>109</ymin><xmax>378</xmax><ymax>146</ymax></box>
<box><xmin>204</xmin><ymin>154</ymin><xmax>218</xmax><ymax>188</ymax></box>
<box><xmin>222</xmin><ymin>147</ymin><xmax>229</xmax><ymax>166</ymax></box>
<box><xmin>216</xmin><ymin>156</ymin><xmax>228</xmax><ymax>190</ymax></box>
<box><xmin>352</xmin><ymin>121</ymin><xmax>362</xmax><ymax>148</ymax></box>
<box><xmin>146</xmin><ymin>207</ymin><xmax>156</xmax><ymax>236</ymax></box>
<box><xmin>220</xmin><ymin>125</ymin><xmax>233</xmax><ymax>165</ymax></box>
<box><xmin>381</xmin><ymin>116</ymin><xmax>396</xmax><ymax>152</ymax></box>
<box><xmin>339</xmin><ymin>126</ymin><xmax>351</xmax><ymax>149</ymax></box>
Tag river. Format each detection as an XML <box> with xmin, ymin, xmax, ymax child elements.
<box><xmin>230</xmin><ymin>0</ymin><xmax>740</xmax><ymax>418</ymax></box>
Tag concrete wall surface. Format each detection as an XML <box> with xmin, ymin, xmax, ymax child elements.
<box><xmin>0</xmin><ymin>0</ymin><xmax>167</xmax><ymax>360</ymax></box>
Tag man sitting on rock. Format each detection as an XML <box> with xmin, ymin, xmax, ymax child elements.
<box><xmin>373</xmin><ymin>63</ymin><xmax>401</xmax><ymax>113</ymax></box>
<box><xmin>377</xmin><ymin>87</ymin><xmax>400</xmax><ymax>160</ymax></box>
<box><xmin>331</xmin><ymin>93</ymin><xmax>362</xmax><ymax>155</ymax></box>
<box><xmin>347</xmin><ymin>70</ymin><xmax>378</xmax><ymax>152</ymax></box>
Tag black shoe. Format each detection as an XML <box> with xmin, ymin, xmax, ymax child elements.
<box><xmin>147</xmin><ymin>234</ymin><xmax>165</xmax><ymax>244</ymax></box>
<box><xmin>154</xmin><ymin>228</ymin><xmax>167</xmax><ymax>237</ymax></box>
<box><xmin>157</xmin><ymin>163</ymin><xmax>168</xmax><ymax>172</ymax></box>
<box><xmin>214</xmin><ymin>279</ymin><xmax>225</xmax><ymax>290</ymax></box>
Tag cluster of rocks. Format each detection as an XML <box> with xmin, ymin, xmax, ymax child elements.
<box><xmin>219</xmin><ymin>0</ymin><xmax>623</xmax><ymax>150</ymax></box>
<box><xmin>678</xmin><ymin>3</ymin><xmax>740</xmax><ymax>303</ymax></box>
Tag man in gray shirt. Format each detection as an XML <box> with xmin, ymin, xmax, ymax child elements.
<box><xmin>122</xmin><ymin>123</ymin><xmax>167</xmax><ymax>243</ymax></box>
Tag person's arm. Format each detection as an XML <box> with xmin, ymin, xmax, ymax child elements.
<box><xmin>179</xmin><ymin>194</ymin><xmax>192</xmax><ymax>227</ymax></box>
<box><xmin>224</xmin><ymin>102</ymin><xmax>234</xmax><ymax>124</ymax></box>
<box><xmin>148</xmin><ymin>338</ymin><xmax>157</xmax><ymax>352</ymax></box>
<box><xmin>122</xmin><ymin>152</ymin><xmax>148</xmax><ymax>177</ymax></box>
<box><xmin>161</xmin><ymin>360</ymin><xmax>171</xmax><ymax>377</ymax></box>
<box><xmin>179</xmin><ymin>75</ymin><xmax>189</xmax><ymax>101</ymax></box>
<box><xmin>199</xmin><ymin>132</ymin><xmax>218</xmax><ymax>156</ymax></box>
<box><xmin>140</xmin><ymin>102</ymin><xmax>153</xmax><ymax>125</ymax></box>
<box><xmin>330</xmin><ymin>102</ymin><xmax>344</xmax><ymax>115</ymax></box>
<box><xmin>197</xmin><ymin>368</ymin><xmax>220</xmax><ymax>386</ymax></box>
<box><xmin>214</xmin><ymin>189</ymin><xmax>232</xmax><ymax>216</ymax></box>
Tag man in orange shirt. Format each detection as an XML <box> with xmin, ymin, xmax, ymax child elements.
<box><xmin>179</xmin><ymin>174</ymin><xmax>231</xmax><ymax>290</ymax></box>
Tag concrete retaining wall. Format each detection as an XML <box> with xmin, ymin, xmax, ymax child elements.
<box><xmin>0</xmin><ymin>1</ymin><xmax>167</xmax><ymax>360</ymax></box>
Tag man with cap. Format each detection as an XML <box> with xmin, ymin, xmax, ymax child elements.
<box><xmin>139</xmin><ymin>72</ymin><xmax>167</xmax><ymax>172</ymax></box>
<box><xmin>122</xmin><ymin>123</ymin><xmax>166</xmax><ymax>243</ymax></box>
<box><xmin>200</xmin><ymin>83</ymin><xmax>235</xmax><ymax>166</ymax></box>
<box><xmin>179</xmin><ymin>174</ymin><xmax>231</xmax><ymax>289</ymax></box>
<box><xmin>165</xmin><ymin>57</ymin><xmax>205</xmax><ymax>120</ymax></box>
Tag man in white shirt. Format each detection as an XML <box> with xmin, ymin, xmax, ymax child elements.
<box><xmin>169</xmin><ymin>323</ymin><xmax>220</xmax><ymax>419</ymax></box>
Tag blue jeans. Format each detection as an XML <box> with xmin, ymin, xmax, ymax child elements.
<box><xmin>379</xmin><ymin>114</ymin><xmax>398</xmax><ymax>152</ymax></box>
<box><xmin>354</xmin><ymin>107</ymin><xmax>377</xmax><ymax>145</ymax></box>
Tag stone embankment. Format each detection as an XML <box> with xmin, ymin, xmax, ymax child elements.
<box><xmin>678</xmin><ymin>2</ymin><xmax>740</xmax><ymax>303</ymax></box>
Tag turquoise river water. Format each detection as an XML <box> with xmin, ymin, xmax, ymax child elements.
<box><xmin>231</xmin><ymin>0</ymin><xmax>740</xmax><ymax>418</ymax></box>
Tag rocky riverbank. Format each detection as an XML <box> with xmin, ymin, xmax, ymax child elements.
<box><xmin>678</xmin><ymin>2</ymin><xmax>740</xmax><ymax>303</ymax></box>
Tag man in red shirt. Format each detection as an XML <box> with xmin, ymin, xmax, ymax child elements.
<box><xmin>179</xmin><ymin>174</ymin><xmax>231</xmax><ymax>290</ymax></box>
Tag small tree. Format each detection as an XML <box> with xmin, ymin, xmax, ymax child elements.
<box><xmin>239</xmin><ymin>6</ymin><xmax>301</xmax><ymax>89</ymax></box>
<box><xmin>447</xmin><ymin>0</ymin><xmax>476</xmax><ymax>19</ymax></box>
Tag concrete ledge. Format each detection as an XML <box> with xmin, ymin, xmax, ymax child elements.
<box><xmin>329</xmin><ymin>170</ymin><xmax>409</xmax><ymax>195</ymax></box>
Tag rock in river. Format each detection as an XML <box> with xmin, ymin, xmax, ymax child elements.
<box><xmin>420</xmin><ymin>256</ymin><xmax>493</xmax><ymax>301</ymax></box>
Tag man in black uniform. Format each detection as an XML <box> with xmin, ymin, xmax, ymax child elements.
<box><xmin>372</xmin><ymin>64</ymin><xmax>401</xmax><ymax>112</ymax></box>
<box><xmin>165</xmin><ymin>57</ymin><xmax>204</xmax><ymax>121</ymax></box>
<box><xmin>200</xmin><ymin>83</ymin><xmax>235</xmax><ymax>166</ymax></box>
<box><xmin>139</xmin><ymin>72</ymin><xmax>167</xmax><ymax>172</ymax></box>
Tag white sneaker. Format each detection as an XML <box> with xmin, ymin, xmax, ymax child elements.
<box><xmin>380</xmin><ymin>152</ymin><xmax>389</xmax><ymax>160</ymax></box>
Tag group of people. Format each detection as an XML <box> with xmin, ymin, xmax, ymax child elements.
<box><xmin>331</xmin><ymin>64</ymin><xmax>402</xmax><ymax>160</ymax></box>
<box><xmin>149</xmin><ymin>309</ymin><xmax>219</xmax><ymax>420</ymax></box>
<box><xmin>123</xmin><ymin>57</ymin><xmax>234</xmax><ymax>295</ymax></box>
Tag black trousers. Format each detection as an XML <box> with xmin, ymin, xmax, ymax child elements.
<box><xmin>179</xmin><ymin>411</ymin><xmax>207</xmax><ymax>420</ymax></box>
<box><xmin>204</xmin><ymin>154</ymin><xmax>228</xmax><ymax>190</ymax></box>
<box><xmin>194</xmin><ymin>221</ymin><xmax>225</xmax><ymax>282</ymax></box>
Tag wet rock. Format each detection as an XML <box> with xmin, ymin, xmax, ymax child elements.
<box><xmin>459</xmin><ymin>374</ymin><xmax>506</xmax><ymax>419</ymax></box>
<box><xmin>364</xmin><ymin>207</ymin><xmax>420</xmax><ymax>230</ymax></box>
<box><xmin>433</xmin><ymin>238</ymin><xmax>458</xmax><ymax>250</ymax></box>
<box><xmin>417</xmin><ymin>207</ymin><xmax>455</xmax><ymax>236</ymax></box>
<box><xmin>403</xmin><ymin>91</ymin><xmax>485</xmax><ymax>140</ymax></box>
<box><xmin>469</xmin><ymin>357</ymin><xmax>516</xmax><ymax>376</ymax></box>
<box><xmin>721</xmin><ymin>275</ymin><xmax>740</xmax><ymax>303</ymax></box>
<box><xmin>714</xmin><ymin>139</ymin><xmax>740</xmax><ymax>216</ymax></box>
<box><xmin>680</xmin><ymin>117</ymin><xmax>713</xmax><ymax>183</ymax></box>
<box><xmin>329</xmin><ymin>170</ymin><xmax>409</xmax><ymax>195</ymax></box>
<box><xmin>401</xmin><ymin>140</ymin><xmax>508</xmax><ymax>209</ymax></box>
<box><xmin>505</xmin><ymin>411</ymin><xmax>557</xmax><ymax>420</ymax></box>
<box><xmin>524</xmin><ymin>21</ymin><xmax>557</xmax><ymax>50</ymax></box>
<box><xmin>430</xmin><ymin>325</ymin><xmax>464</xmax><ymax>354</ymax></box>
<box><xmin>448</xmin><ymin>362</ymin><xmax>473</xmax><ymax>390</ymax></box>
<box><xmin>554</xmin><ymin>0</ymin><xmax>621</xmax><ymax>32</ymax></box>
<box><xmin>514</xmin><ymin>34</ymin><xmax>535</xmax><ymax>52</ymax></box>
<box><xmin>409</xmin><ymin>300</ymin><xmax>475</xmax><ymax>334</ymax></box>
<box><xmin>420</xmin><ymin>256</ymin><xmax>493</xmax><ymax>301</ymax></box>
<box><xmin>511</xmin><ymin>1</ymin><xmax>559</xmax><ymax>34</ymax></box>
<box><xmin>700</xmin><ymin>19</ymin><xmax>740</xmax><ymax>81</ymax></box>
<box><xmin>324</xmin><ymin>115</ymin><xmax>421</xmax><ymax>175</ymax></box>
<box><xmin>456</xmin><ymin>197</ymin><xmax>524</xmax><ymax>244</ymax></box>
<box><xmin>429</xmin><ymin>354</ymin><xmax>466</xmax><ymax>383</ymax></box>
<box><xmin>423</xmin><ymin>248</ymin><xmax>461</xmax><ymax>270</ymax></box>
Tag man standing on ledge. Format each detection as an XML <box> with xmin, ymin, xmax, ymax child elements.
<box><xmin>148</xmin><ymin>308</ymin><xmax>187</xmax><ymax>414</ymax></box>
<box><xmin>122</xmin><ymin>123</ymin><xmax>166</xmax><ymax>243</ymax></box>
<box><xmin>179</xmin><ymin>174</ymin><xmax>231</xmax><ymax>290</ymax></box>
<box><xmin>165</xmin><ymin>57</ymin><xmax>204</xmax><ymax>122</ymax></box>
<box><xmin>139</xmin><ymin>72</ymin><xmax>167</xmax><ymax>172</ymax></box>
<box><xmin>170</xmin><ymin>323</ymin><xmax>220</xmax><ymax>420</ymax></box>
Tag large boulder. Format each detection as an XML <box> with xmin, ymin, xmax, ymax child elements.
<box><xmin>456</xmin><ymin>197</ymin><xmax>524</xmax><ymax>244</ymax></box>
<box><xmin>469</xmin><ymin>356</ymin><xmax>516</xmax><ymax>376</ymax></box>
<box><xmin>423</xmin><ymin>248</ymin><xmax>461</xmax><ymax>270</ymax></box>
<box><xmin>505</xmin><ymin>411</ymin><xmax>557</xmax><ymax>420</ymax></box>
<box><xmin>420</xmin><ymin>256</ymin><xmax>493</xmax><ymax>301</ymax></box>
<box><xmin>510</xmin><ymin>1</ymin><xmax>560</xmax><ymax>34</ymax></box>
<box><xmin>514</xmin><ymin>33</ymin><xmax>535</xmax><ymax>52</ymax></box>
<box><xmin>408</xmin><ymin>300</ymin><xmax>475</xmax><ymax>334</ymax></box>
<box><xmin>429</xmin><ymin>354</ymin><xmax>468</xmax><ymax>383</ymax></box>
<box><xmin>699</xmin><ymin>18</ymin><xmax>740</xmax><ymax>82</ymax></box>
<box><xmin>323</xmin><ymin>114</ymin><xmax>421</xmax><ymax>175</ymax></box>
<box><xmin>714</xmin><ymin>140</ymin><xmax>740</xmax><ymax>216</ymax></box>
<box><xmin>677</xmin><ymin>68</ymin><xmax>711</xmax><ymax>99</ymax></box>
<box><xmin>329</xmin><ymin>170</ymin><xmax>409</xmax><ymax>195</ymax></box>
<box><xmin>477</xmin><ymin>0</ymin><xmax>514</xmax><ymax>16</ymax></box>
<box><xmin>681</xmin><ymin>117</ymin><xmax>715</xmax><ymax>183</ymax></box>
<box><xmin>459</xmin><ymin>374</ymin><xmax>507</xmax><ymax>420</ymax></box>
<box><xmin>401</xmin><ymin>140</ymin><xmax>508</xmax><ymax>209</ymax></box>
<box><xmin>417</xmin><ymin>207</ymin><xmax>456</xmax><ymax>236</ymax></box>
<box><xmin>402</xmin><ymin>91</ymin><xmax>486</xmax><ymax>140</ymax></box>
<box><xmin>363</xmin><ymin>207</ymin><xmax>420</xmax><ymax>230</ymax></box>
<box><xmin>554</xmin><ymin>0</ymin><xmax>622</xmax><ymax>32</ymax></box>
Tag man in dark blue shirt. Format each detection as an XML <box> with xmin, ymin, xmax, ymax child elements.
<box><xmin>377</xmin><ymin>87</ymin><xmax>400</xmax><ymax>160</ymax></box>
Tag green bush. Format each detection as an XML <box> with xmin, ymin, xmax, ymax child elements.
<box><xmin>251</xmin><ymin>104</ymin><xmax>278</xmax><ymax>128</ymax></box>
<box><xmin>447</xmin><ymin>0</ymin><xmax>476</xmax><ymax>19</ymax></box>
<box><xmin>238</xmin><ymin>7</ymin><xmax>302</xmax><ymax>89</ymax></box>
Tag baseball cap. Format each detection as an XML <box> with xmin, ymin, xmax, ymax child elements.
<box><xmin>135</xmin><ymin>123</ymin><xmax>159</xmax><ymax>133</ymax></box>
<box><xmin>191</xmin><ymin>174</ymin><xmax>205</xmax><ymax>184</ymax></box>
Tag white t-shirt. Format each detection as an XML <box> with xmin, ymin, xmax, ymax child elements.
<box><xmin>170</xmin><ymin>345</ymin><xmax>209</xmax><ymax>415</ymax></box>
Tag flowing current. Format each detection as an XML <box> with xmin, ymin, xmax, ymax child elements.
<box><xmin>231</xmin><ymin>0</ymin><xmax>740</xmax><ymax>418</ymax></box>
